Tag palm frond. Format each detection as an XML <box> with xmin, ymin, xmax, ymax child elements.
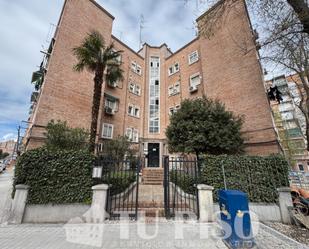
<box><xmin>72</xmin><ymin>30</ymin><xmax>105</xmax><ymax>73</ymax></box>
<box><xmin>105</xmin><ymin>65</ymin><xmax>124</xmax><ymax>84</ymax></box>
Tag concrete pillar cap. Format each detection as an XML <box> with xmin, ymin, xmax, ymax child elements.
<box><xmin>277</xmin><ymin>187</ymin><xmax>291</xmax><ymax>192</ymax></box>
<box><xmin>92</xmin><ymin>184</ymin><xmax>109</xmax><ymax>190</ymax></box>
<box><xmin>197</xmin><ymin>184</ymin><xmax>214</xmax><ymax>191</ymax></box>
<box><xmin>15</xmin><ymin>184</ymin><xmax>30</xmax><ymax>190</ymax></box>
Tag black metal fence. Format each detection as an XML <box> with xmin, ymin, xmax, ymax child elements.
<box><xmin>93</xmin><ymin>156</ymin><xmax>140</xmax><ymax>220</ymax></box>
<box><xmin>163</xmin><ymin>156</ymin><xmax>200</xmax><ymax>219</ymax></box>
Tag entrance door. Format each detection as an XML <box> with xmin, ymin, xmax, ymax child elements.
<box><xmin>148</xmin><ymin>143</ymin><xmax>160</xmax><ymax>167</ymax></box>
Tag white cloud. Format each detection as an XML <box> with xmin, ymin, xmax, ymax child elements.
<box><xmin>1</xmin><ymin>133</ymin><xmax>17</xmax><ymax>142</ymax></box>
<box><xmin>0</xmin><ymin>0</ymin><xmax>212</xmax><ymax>139</ymax></box>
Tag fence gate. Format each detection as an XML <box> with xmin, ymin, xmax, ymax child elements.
<box><xmin>93</xmin><ymin>157</ymin><xmax>140</xmax><ymax>220</ymax></box>
<box><xmin>163</xmin><ymin>156</ymin><xmax>200</xmax><ymax>219</ymax></box>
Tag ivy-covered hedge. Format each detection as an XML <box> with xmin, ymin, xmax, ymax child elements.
<box><xmin>199</xmin><ymin>154</ymin><xmax>289</xmax><ymax>203</ymax></box>
<box><xmin>94</xmin><ymin>171</ymin><xmax>136</xmax><ymax>196</ymax></box>
<box><xmin>13</xmin><ymin>148</ymin><xmax>94</xmax><ymax>204</ymax></box>
<box><xmin>170</xmin><ymin>170</ymin><xmax>196</xmax><ymax>195</ymax></box>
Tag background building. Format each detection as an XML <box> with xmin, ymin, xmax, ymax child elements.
<box><xmin>266</xmin><ymin>74</ymin><xmax>309</xmax><ymax>172</ymax></box>
<box><xmin>24</xmin><ymin>0</ymin><xmax>280</xmax><ymax>167</ymax></box>
<box><xmin>0</xmin><ymin>140</ymin><xmax>16</xmax><ymax>157</ymax></box>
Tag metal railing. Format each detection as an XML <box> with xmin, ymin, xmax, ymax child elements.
<box><xmin>164</xmin><ymin>156</ymin><xmax>199</xmax><ymax>219</ymax></box>
<box><xmin>93</xmin><ymin>156</ymin><xmax>140</xmax><ymax>220</ymax></box>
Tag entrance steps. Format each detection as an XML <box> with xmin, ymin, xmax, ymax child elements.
<box><xmin>142</xmin><ymin>168</ymin><xmax>164</xmax><ymax>185</ymax></box>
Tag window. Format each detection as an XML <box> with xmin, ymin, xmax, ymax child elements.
<box><xmin>129</xmin><ymin>83</ymin><xmax>135</xmax><ymax>93</ymax></box>
<box><xmin>105</xmin><ymin>99</ymin><xmax>116</xmax><ymax>110</ymax></box>
<box><xmin>281</xmin><ymin>111</ymin><xmax>294</xmax><ymax>120</ymax></box>
<box><xmin>168</xmin><ymin>62</ymin><xmax>180</xmax><ymax>76</ymax></box>
<box><xmin>128</xmin><ymin>104</ymin><xmax>140</xmax><ymax>118</ymax></box>
<box><xmin>174</xmin><ymin>82</ymin><xmax>180</xmax><ymax>93</ymax></box>
<box><xmin>283</xmin><ymin>121</ymin><xmax>297</xmax><ymax>129</ymax></box>
<box><xmin>131</xmin><ymin>61</ymin><xmax>142</xmax><ymax>75</ymax></box>
<box><xmin>168</xmin><ymin>82</ymin><xmax>181</xmax><ymax>96</ymax></box>
<box><xmin>136</xmin><ymin>65</ymin><xmax>142</xmax><ymax>75</ymax></box>
<box><xmin>188</xmin><ymin>51</ymin><xmax>199</xmax><ymax>65</ymax></box>
<box><xmin>102</xmin><ymin>123</ymin><xmax>113</xmax><ymax>139</ymax></box>
<box><xmin>129</xmin><ymin>82</ymin><xmax>141</xmax><ymax>96</ymax></box>
<box><xmin>190</xmin><ymin>73</ymin><xmax>201</xmax><ymax>87</ymax></box>
<box><xmin>168</xmin><ymin>85</ymin><xmax>174</xmax><ymax>96</ymax></box>
<box><xmin>149</xmin><ymin>56</ymin><xmax>160</xmax><ymax>133</ymax></box>
<box><xmin>112</xmin><ymin>49</ymin><xmax>122</xmax><ymax>64</ymax></box>
<box><xmin>126</xmin><ymin>128</ymin><xmax>139</xmax><ymax>143</ymax></box>
<box><xmin>135</xmin><ymin>85</ymin><xmax>141</xmax><ymax>95</ymax></box>
<box><xmin>279</xmin><ymin>102</ymin><xmax>293</xmax><ymax>112</ymax></box>
<box><xmin>299</xmin><ymin>164</ymin><xmax>304</xmax><ymax>171</ymax></box>
<box><xmin>169</xmin><ymin>105</ymin><xmax>180</xmax><ymax>115</ymax></box>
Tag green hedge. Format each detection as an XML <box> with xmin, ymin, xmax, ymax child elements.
<box><xmin>170</xmin><ymin>170</ymin><xmax>196</xmax><ymax>195</ymax></box>
<box><xmin>13</xmin><ymin>148</ymin><xmax>94</xmax><ymax>204</ymax></box>
<box><xmin>199</xmin><ymin>154</ymin><xmax>289</xmax><ymax>203</ymax></box>
<box><xmin>94</xmin><ymin>171</ymin><xmax>136</xmax><ymax>196</ymax></box>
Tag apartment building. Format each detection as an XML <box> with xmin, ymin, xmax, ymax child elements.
<box><xmin>266</xmin><ymin>74</ymin><xmax>309</xmax><ymax>172</ymax></box>
<box><xmin>24</xmin><ymin>0</ymin><xmax>280</xmax><ymax>167</ymax></box>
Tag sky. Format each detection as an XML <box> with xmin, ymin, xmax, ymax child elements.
<box><xmin>0</xmin><ymin>0</ymin><xmax>285</xmax><ymax>142</ymax></box>
<box><xmin>0</xmin><ymin>0</ymin><xmax>213</xmax><ymax>142</ymax></box>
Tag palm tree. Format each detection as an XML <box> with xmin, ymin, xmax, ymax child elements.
<box><xmin>73</xmin><ymin>30</ymin><xmax>124</xmax><ymax>152</ymax></box>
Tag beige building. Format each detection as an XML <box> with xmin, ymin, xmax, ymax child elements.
<box><xmin>266</xmin><ymin>74</ymin><xmax>309</xmax><ymax>172</ymax></box>
<box><xmin>0</xmin><ymin>140</ymin><xmax>16</xmax><ymax>156</ymax></box>
<box><xmin>24</xmin><ymin>0</ymin><xmax>280</xmax><ymax>167</ymax></box>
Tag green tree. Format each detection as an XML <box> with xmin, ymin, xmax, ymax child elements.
<box><xmin>166</xmin><ymin>96</ymin><xmax>244</xmax><ymax>159</ymax></box>
<box><xmin>73</xmin><ymin>31</ymin><xmax>124</xmax><ymax>152</ymax></box>
<box><xmin>44</xmin><ymin>120</ymin><xmax>89</xmax><ymax>151</ymax></box>
<box><xmin>99</xmin><ymin>136</ymin><xmax>137</xmax><ymax>161</ymax></box>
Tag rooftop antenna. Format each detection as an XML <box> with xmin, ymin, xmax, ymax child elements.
<box><xmin>139</xmin><ymin>14</ymin><xmax>145</xmax><ymax>49</ymax></box>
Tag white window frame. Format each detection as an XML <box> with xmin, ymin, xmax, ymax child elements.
<box><xmin>168</xmin><ymin>85</ymin><xmax>174</xmax><ymax>96</ymax></box>
<box><xmin>168</xmin><ymin>62</ymin><xmax>180</xmax><ymax>76</ymax></box>
<box><xmin>104</xmin><ymin>98</ymin><xmax>116</xmax><ymax>111</ymax></box>
<box><xmin>190</xmin><ymin>72</ymin><xmax>201</xmax><ymax>87</ymax></box>
<box><xmin>131</xmin><ymin>61</ymin><xmax>142</xmax><ymax>75</ymax></box>
<box><xmin>168</xmin><ymin>81</ymin><xmax>181</xmax><ymax>96</ymax></box>
<box><xmin>126</xmin><ymin>128</ymin><xmax>139</xmax><ymax>143</ymax></box>
<box><xmin>129</xmin><ymin>82</ymin><xmax>141</xmax><ymax>96</ymax></box>
<box><xmin>102</xmin><ymin>123</ymin><xmax>113</xmax><ymax>139</ymax></box>
<box><xmin>188</xmin><ymin>50</ymin><xmax>199</xmax><ymax>65</ymax></box>
<box><xmin>128</xmin><ymin>104</ymin><xmax>140</xmax><ymax>118</ymax></box>
<box><xmin>169</xmin><ymin>104</ymin><xmax>180</xmax><ymax>115</ymax></box>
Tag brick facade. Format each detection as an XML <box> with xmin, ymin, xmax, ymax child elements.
<box><xmin>25</xmin><ymin>0</ymin><xmax>280</xmax><ymax>162</ymax></box>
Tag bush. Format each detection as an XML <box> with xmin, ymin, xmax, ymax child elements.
<box><xmin>13</xmin><ymin>148</ymin><xmax>94</xmax><ymax>204</ymax></box>
<box><xmin>199</xmin><ymin>154</ymin><xmax>289</xmax><ymax>203</ymax></box>
<box><xmin>45</xmin><ymin>120</ymin><xmax>89</xmax><ymax>151</ymax></box>
<box><xmin>95</xmin><ymin>171</ymin><xmax>136</xmax><ymax>196</ymax></box>
<box><xmin>170</xmin><ymin>170</ymin><xmax>197</xmax><ymax>195</ymax></box>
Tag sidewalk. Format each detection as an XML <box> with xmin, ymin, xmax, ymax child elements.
<box><xmin>0</xmin><ymin>167</ymin><xmax>13</xmax><ymax>223</ymax></box>
<box><xmin>0</xmin><ymin>221</ymin><xmax>308</xmax><ymax>249</ymax></box>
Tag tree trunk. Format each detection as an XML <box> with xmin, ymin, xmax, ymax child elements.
<box><xmin>89</xmin><ymin>68</ymin><xmax>104</xmax><ymax>153</ymax></box>
<box><xmin>287</xmin><ymin>0</ymin><xmax>309</xmax><ymax>35</ymax></box>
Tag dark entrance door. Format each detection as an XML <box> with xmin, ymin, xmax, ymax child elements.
<box><xmin>148</xmin><ymin>143</ymin><xmax>160</xmax><ymax>167</ymax></box>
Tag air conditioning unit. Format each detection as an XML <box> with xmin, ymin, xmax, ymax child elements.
<box><xmin>172</xmin><ymin>88</ymin><xmax>178</xmax><ymax>95</ymax></box>
<box><xmin>105</xmin><ymin>106</ymin><xmax>115</xmax><ymax>115</ymax></box>
<box><xmin>189</xmin><ymin>85</ymin><xmax>198</xmax><ymax>93</ymax></box>
<box><xmin>108</xmin><ymin>81</ymin><xmax>117</xmax><ymax>88</ymax></box>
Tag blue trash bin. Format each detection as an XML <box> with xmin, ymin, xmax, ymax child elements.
<box><xmin>218</xmin><ymin>190</ymin><xmax>255</xmax><ymax>248</ymax></box>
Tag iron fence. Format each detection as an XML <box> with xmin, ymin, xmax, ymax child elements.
<box><xmin>163</xmin><ymin>156</ymin><xmax>200</xmax><ymax>219</ymax></box>
<box><xmin>93</xmin><ymin>156</ymin><xmax>140</xmax><ymax>220</ymax></box>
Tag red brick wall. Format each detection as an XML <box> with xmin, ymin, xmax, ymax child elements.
<box><xmin>27</xmin><ymin>0</ymin><xmax>114</xmax><ymax>148</ymax></box>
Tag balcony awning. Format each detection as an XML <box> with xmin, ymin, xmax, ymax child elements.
<box><xmin>104</xmin><ymin>93</ymin><xmax>119</xmax><ymax>102</ymax></box>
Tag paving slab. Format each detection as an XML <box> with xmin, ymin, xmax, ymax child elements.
<box><xmin>0</xmin><ymin>221</ymin><xmax>308</xmax><ymax>249</ymax></box>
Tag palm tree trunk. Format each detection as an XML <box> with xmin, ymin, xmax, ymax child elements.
<box><xmin>89</xmin><ymin>68</ymin><xmax>104</xmax><ymax>152</ymax></box>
